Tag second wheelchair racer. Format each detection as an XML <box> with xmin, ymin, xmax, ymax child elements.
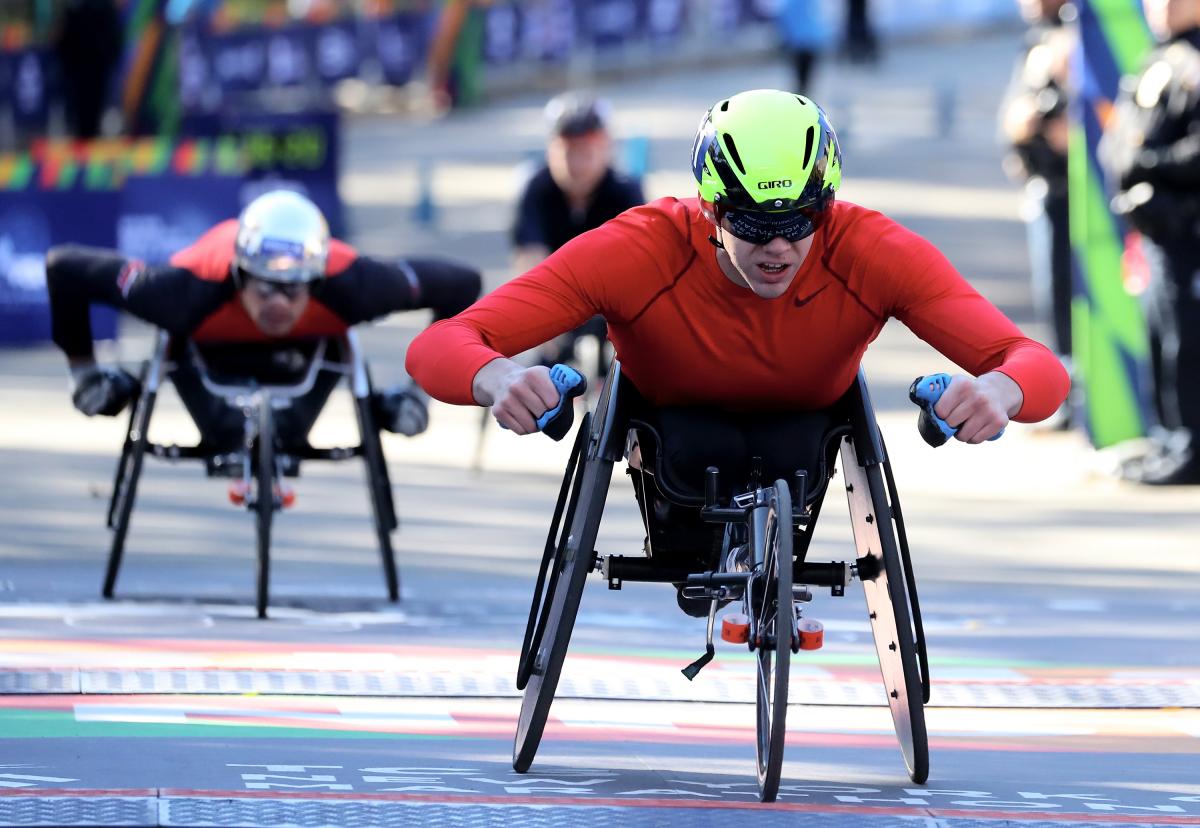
<box><xmin>46</xmin><ymin>190</ymin><xmax>482</xmax><ymax>452</ymax></box>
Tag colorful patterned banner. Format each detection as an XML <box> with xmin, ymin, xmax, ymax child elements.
<box><xmin>1070</xmin><ymin>0</ymin><xmax>1153</xmax><ymax>447</ymax></box>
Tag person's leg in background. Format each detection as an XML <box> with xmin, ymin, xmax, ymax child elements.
<box><xmin>843</xmin><ymin>0</ymin><xmax>879</xmax><ymax>63</ymax></box>
<box><xmin>1045</xmin><ymin>191</ymin><xmax>1074</xmax><ymax>363</ymax></box>
<box><xmin>1125</xmin><ymin>239</ymin><xmax>1200</xmax><ymax>484</ymax></box>
<box><xmin>791</xmin><ymin>48</ymin><xmax>817</xmax><ymax>94</ymax></box>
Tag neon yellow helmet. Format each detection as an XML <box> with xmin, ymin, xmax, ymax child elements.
<box><xmin>692</xmin><ymin>89</ymin><xmax>842</xmax><ymax>242</ymax></box>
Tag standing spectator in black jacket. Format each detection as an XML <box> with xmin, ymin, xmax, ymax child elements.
<box><xmin>1104</xmin><ymin>0</ymin><xmax>1200</xmax><ymax>484</ymax></box>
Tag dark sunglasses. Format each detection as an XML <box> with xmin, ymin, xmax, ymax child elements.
<box><xmin>721</xmin><ymin>206</ymin><xmax>826</xmax><ymax>245</ymax></box>
<box><xmin>244</xmin><ymin>275</ymin><xmax>309</xmax><ymax>300</ymax></box>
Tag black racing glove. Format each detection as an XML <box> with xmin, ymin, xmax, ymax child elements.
<box><xmin>374</xmin><ymin>382</ymin><xmax>430</xmax><ymax>437</ymax></box>
<box><xmin>70</xmin><ymin>365</ymin><xmax>139</xmax><ymax>417</ymax></box>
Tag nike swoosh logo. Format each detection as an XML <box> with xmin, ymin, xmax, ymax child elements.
<box><xmin>794</xmin><ymin>284</ymin><xmax>829</xmax><ymax>308</ymax></box>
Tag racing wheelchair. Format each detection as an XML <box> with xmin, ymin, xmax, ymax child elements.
<box><xmin>103</xmin><ymin>329</ymin><xmax>400</xmax><ymax>619</ymax></box>
<box><xmin>515</xmin><ymin>362</ymin><xmax>947</xmax><ymax>801</ymax></box>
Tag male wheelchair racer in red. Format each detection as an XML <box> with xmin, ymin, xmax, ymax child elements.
<box><xmin>407</xmin><ymin>90</ymin><xmax>1070</xmax><ymax>798</ymax></box>
<box><xmin>46</xmin><ymin>190</ymin><xmax>481</xmax><ymax>617</ymax></box>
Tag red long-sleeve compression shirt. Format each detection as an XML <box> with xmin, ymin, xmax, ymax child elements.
<box><xmin>406</xmin><ymin>197</ymin><xmax>1068</xmax><ymax>421</ymax></box>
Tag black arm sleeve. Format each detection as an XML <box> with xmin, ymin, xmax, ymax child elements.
<box><xmin>45</xmin><ymin>244</ymin><xmax>231</xmax><ymax>359</ymax></box>
<box><xmin>1140</xmin><ymin>132</ymin><xmax>1200</xmax><ymax>185</ymax></box>
<box><xmin>316</xmin><ymin>255</ymin><xmax>482</xmax><ymax>325</ymax></box>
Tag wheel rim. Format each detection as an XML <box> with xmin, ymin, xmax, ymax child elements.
<box><xmin>518</xmin><ymin>415</ymin><xmax>589</xmax><ymax>690</ymax></box>
<box><xmin>513</xmin><ymin>452</ymin><xmax>611</xmax><ymax>773</ymax></box>
<box><xmin>754</xmin><ymin>482</ymin><xmax>792</xmax><ymax>801</ymax></box>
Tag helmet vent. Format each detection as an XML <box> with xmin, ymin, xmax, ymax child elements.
<box><xmin>722</xmin><ymin>134</ymin><xmax>747</xmax><ymax>175</ymax></box>
<box><xmin>795</xmin><ymin>95</ymin><xmax>808</xmax><ymax>105</ymax></box>
<box><xmin>719</xmin><ymin>99</ymin><xmax>730</xmax><ymax>111</ymax></box>
<box><xmin>803</xmin><ymin>126</ymin><xmax>815</xmax><ymax>169</ymax></box>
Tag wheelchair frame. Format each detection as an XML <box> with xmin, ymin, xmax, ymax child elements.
<box><xmin>103</xmin><ymin>329</ymin><xmax>400</xmax><ymax>618</ymax></box>
<box><xmin>514</xmin><ymin>361</ymin><xmax>930</xmax><ymax>799</ymax></box>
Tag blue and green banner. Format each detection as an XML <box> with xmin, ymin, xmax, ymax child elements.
<box><xmin>1071</xmin><ymin>0</ymin><xmax>1154</xmax><ymax>447</ymax></box>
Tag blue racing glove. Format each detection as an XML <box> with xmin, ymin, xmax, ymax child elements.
<box><xmin>909</xmin><ymin>373</ymin><xmax>1005</xmax><ymax>448</ymax></box>
<box><xmin>536</xmin><ymin>364</ymin><xmax>587</xmax><ymax>441</ymax></box>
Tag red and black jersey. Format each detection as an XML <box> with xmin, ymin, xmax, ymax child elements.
<box><xmin>168</xmin><ymin>220</ymin><xmax>359</xmax><ymax>343</ymax></box>
<box><xmin>46</xmin><ymin>220</ymin><xmax>482</xmax><ymax>359</ymax></box>
<box><xmin>406</xmin><ymin>197</ymin><xmax>1069</xmax><ymax>422</ymax></box>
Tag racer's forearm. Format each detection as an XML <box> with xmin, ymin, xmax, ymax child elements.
<box><xmin>992</xmin><ymin>340</ymin><xmax>1068</xmax><ymax>422</ymax></box>
<box><xmin>406</xmin><ymin>317</ymin><xmax>507</xmax><ymax>405</ymax></box>
<box><xmin>45</xmin><ymin>244</ymin><xmax>126</xmax><ymax>360</ymax></box>
<box><xmin>471</xmin><ymin>357</ymin><xmax>527</xmax><ymax>407</ymax></box>
<box><xmin>416</xmin><ymin>260</ymin><xmax>482</xmax><ymax>321</ymax></box>
<box><xmin>320</xmin><ymin>257</ymin><xmax>481</xmax><ymax>324</ymax></box>
<box><xmin>977</xmin><ymin>371</ymin><xmax>1023</xmax><ymax>418</ymax></box>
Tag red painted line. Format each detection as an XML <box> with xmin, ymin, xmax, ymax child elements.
<box><xmin>0</xmin><ymin>789</ymin><xmax>156</xmax><ymax>797</ymax></box>
<box><xmin>932</xmin><ymin>810</ymin><xmax>1200</xmax><ymax>824</ymax></box>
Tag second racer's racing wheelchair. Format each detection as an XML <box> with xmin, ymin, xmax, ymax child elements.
<box><xmin>103</xmin><ymin>329</ymin><xmax>400</xmax><ymax>619</ymax></box>
<box><xmin>514</xmin><ymin>363</ymin><xmax>974</xmax><ymax>801</ymax></box>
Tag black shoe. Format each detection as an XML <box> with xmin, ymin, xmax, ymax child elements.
<box><xmin>1134</xmin><ymin>459</ymin><xmax>1200</xmax><ymax>485</ymax></box>
<box><xmin>1121</xmin><ymin>448</ymin><xmax>1200</xmax><ymax>485</ymax></box>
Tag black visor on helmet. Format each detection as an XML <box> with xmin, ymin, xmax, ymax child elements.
<box><xmin>721</xmin><ymin>204</ymin><xmax>828</xmax><ymax>245</ymax></box>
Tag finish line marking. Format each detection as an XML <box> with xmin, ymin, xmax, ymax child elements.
<box><xmin>0</xmin><ymin>789</ymin><xmax>1196</xmax><ymax>823</ymax></box>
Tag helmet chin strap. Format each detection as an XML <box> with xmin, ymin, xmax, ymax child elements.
<box><xmin>710</xmin><ymin>226</ymin><xmax>753</xmax><ymax>292</ymax></box>
<box><xmin>707</xmin><ymin>219</ymin><xmax>727</xmax><ymax>250</ymax></box>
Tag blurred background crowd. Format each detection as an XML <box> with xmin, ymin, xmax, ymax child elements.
<box><xmin>1</xmin><ymin>0</ymin><xmax>1196</xmax><ymax>485</ymax></box>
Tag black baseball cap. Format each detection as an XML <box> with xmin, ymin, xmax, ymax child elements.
<box><xmin>545</xmin><ymin>92</ymin><xmax>611</xmax><ymax>137</ymax></box>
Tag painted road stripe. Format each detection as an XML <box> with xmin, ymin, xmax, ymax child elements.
<box><xmin>0</xmin><ymin>697</ymin><xmax>1187</xmax><ymax>743</ymax></box>
<box><xmin>0</xmin><ymin>667</ymin><xmax>1193</xmax><ymax>708</ymax></box>
<box><xmin>0</xmin><ymin>789</ymin><xmax>1193</xmax><ymax>824</ymax></box>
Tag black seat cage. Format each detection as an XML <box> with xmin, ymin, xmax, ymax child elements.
<box><xmin>136</xmin><ymin>328</ymin><xmax>376</xmax><ymax>467</ymax></box>
<box><xmin>601</xmin><ymin>363</ymin><xmax>880</xmax><ymax>514</ymax></box>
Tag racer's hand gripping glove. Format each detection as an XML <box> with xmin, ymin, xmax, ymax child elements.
<box><xmin>909</xmin><ymin>373</ymin><xmax>1005</xmax><ymax>447</ymax></box>
<box><xmin>70</xmin><ymin>365</ymin><xmax>139</xmax><ymax>417</ymax></box>
<box><xmin>376</xmin><ymin>382</ymin><xmax>430</xmax><ymax>437</ymax></box>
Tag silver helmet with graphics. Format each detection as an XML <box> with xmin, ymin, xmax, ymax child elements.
<box><xmin>233</xmin><ymin>190</ymin><xmax>330</xmax><ymax>284</ymax></box>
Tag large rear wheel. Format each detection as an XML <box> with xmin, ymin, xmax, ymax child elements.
<box><xmin>103</xmin><ymin>379</ymin><xmax>155</xmax><ymax>599</ymax></box>
<box><xmin>513</xmin><ymin>418</ymin><xmax>611</xmax><ymax>773</ymax></box>
<box><xmin>841</xmin><ymin>436</ymin><xmax>929</xmax><ymax>784</ymax></box>
<box><xmin>517</xmin><ymin>415</ymin><xmax>590</xmax><ymax>692</ymax></box>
